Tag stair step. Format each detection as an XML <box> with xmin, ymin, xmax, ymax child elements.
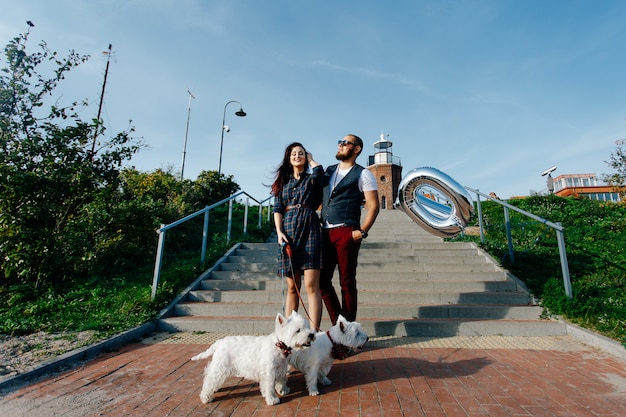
<box><xmin>158</xmin><ymin>316</ymin><xmax>566</xmax><ymax>337</ymax></box>
<box><xmin>226</xmin><ymin>252</ymin><xmax>492</xmax><ymax>264</ymax></box>
<box><xmin>197</xmin><ymin>279</ymin><xmax>522</xmax><ymax>292</ymax></box>
<box><xmin>207</xmin><ymin>270</ymin><xmax>509</xmax><ymax>281</ymax></box>
<box><xmin>173</xmin><ymin>302</ymin><xmax>541</xmax><ymax>320</ymax></box>
<box><xmin>189</xmin><ymin>289</ymin><xmax>532</xmax><ymax>305</ymax></box>
<box><xmin>216</xmin><ymin>262</ymin><xmax>497</xmax><ymax>273</ymax></box>
<box><xmin>365</xmin><ymin>318</ymin><xmax>566</xmax><ymax>337</ymax></box>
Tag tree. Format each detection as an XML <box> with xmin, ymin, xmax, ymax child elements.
<box><xmin>194</xmin><ymin>170</ymin><xmax>241</xmax><ymax>205</ymax></box>
<box><xmin>0</xmin><ymin>26</ymin><xmax>141</xmax><ymax>286</ymax></box>
<box><xmin>603</xmin><ymin>138</ymin><xmax>626</xmax><ymax>200</ymax></box>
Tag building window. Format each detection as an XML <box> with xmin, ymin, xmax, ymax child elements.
<box><xmin>582</xmin><ymin>192</ymin><xmax>620</xmax><ymax>202</ymax></box>
<box><xmin>380</xmin><ymin>176</ymin><xmax>386</xmax><ymax>183</ymax></box>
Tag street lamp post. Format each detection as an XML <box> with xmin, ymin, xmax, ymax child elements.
<box><xmin>218</xmin><ymin>100</ymin><xmax>247</xmax><ymax>176</ymax></box>
<box><xmin>180</xmin><ymin>89</ymin><xmax>196</xmax><ymax>180</ymax></box>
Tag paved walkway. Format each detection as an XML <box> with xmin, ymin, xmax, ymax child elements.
<box><xmin>0</xmin><ymin>332</ymin><xmax>625</xmax><ymax>417</ymax></box>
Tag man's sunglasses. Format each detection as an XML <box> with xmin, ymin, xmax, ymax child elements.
<box><xmin>338</xmin><ymin>140</ymin><xmax>357</xmax><ymax>147</ymax></box>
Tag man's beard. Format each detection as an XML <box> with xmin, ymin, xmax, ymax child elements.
<box><xmin>335</xmin><ymin>148</ymin><xmax>355</xmax><ymax>161</ymax></box>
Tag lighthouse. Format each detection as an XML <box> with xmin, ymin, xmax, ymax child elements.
<box><xmin>366</xmin><ymin>132</ymin><xmax>403</xmax><ymax>210</ymax></box>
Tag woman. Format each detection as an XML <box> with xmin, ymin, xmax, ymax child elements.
<box><xmin>272</xmin><ymin>142</ymin><xmax>323</xmax><ymax>330</ymax></box>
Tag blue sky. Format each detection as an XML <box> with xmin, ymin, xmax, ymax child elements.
<box><xmin>2</xmin><ymin>0</ymin><xmax>625</xmax><ymax>200</ymax></box>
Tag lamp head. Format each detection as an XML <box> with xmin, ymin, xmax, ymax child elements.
<box><xmin>235</xmin><ymin>108</ymin><xmax>247</xmax><ymax>117</ymax></box>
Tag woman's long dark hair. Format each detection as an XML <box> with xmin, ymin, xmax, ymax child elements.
<box><xmin>271</xmin><ymin>142</ymin><xmax>308</xmax><ymax>196</ymax></box>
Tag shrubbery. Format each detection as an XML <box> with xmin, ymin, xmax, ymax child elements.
<box><xmin>460</xmin><ymin>195</ymin><xmax>626</xmax><ymax>346</ymax></box>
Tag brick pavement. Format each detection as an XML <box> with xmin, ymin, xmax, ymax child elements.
<box><xmin>1</xmin><ymin>333</ymin><xmax>625</xmax><ymax>416</ymax></box>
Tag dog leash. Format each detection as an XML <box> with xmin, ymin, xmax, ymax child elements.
<box><xmin>281</xmin><ymin>242</ymin><xmax>321</xmax><ymax>332</ymax></box>
<box><xmin>279</xmin><ymin>243</ymin><xmax>286</xmax><ymax>315</ymax></box>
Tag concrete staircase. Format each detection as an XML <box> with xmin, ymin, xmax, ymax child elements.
<box><xmin>158</xmin><ymin>210</ymin><xmax>566</xmax><ymax>337</ymax></box>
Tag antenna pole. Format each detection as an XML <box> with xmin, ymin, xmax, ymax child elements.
<box><xmin>180</xmin><ymin>89</ymin><xmax>196</xmax><ymax>180</ymax></box>
<box><xmin>91</xmin><ymin>43</ymin><xmax>112</xmax><ymax>158</ymax></box>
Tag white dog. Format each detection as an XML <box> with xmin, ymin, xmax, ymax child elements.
<box><xmin>191</xmin><ymin>311</ymin><xmax>315</xmax><ymax>405</ymax></box>
<box><xmin>288</xmin><ymin>314</ymin><xmax>369</xmax><ymax>396</ymax></box>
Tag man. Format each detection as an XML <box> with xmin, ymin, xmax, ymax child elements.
<box><xmin>320</xmin><ymin>134</ymin><xmax>380</xmax><ymax>325</ymax></box>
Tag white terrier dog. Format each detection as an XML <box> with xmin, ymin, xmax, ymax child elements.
<box><xmin>287</xmin><ymin>314</ymin><xmax>369</xmax><ymax>396</ymax></box>
<box><xmin>191</xmin><ymin>311</ymin><xmax>315</xmax><ymax>405</ymax></box>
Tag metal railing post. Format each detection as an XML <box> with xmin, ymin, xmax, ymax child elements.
<box><xmin>503</xmin><ymin>206</ymin><xmax>515</xmax><ymax>263</ymax></box>
<box><xmin>227</xmin><ymin>198</ymin><xmax>233</xmax><ymax>243</ymax></box>
<box><xmin>151</xmin><ymin>225</ymin><xmax>166</xmax><ymax>301</ymax></box>
<box><xmin>556</xmin><ymin>222</ymin><xmax>573</xmax><ymax>298</ymax></box>
<box><xmin>201</xmin><ymin>207</ymin><xmax>209</xmax><ymax>264</ymax></box>
<box><xmin>243</xmin><ymin>197</ymin><xmax>249</xmax><ymax>236</ymax></box>
<box><xmin>258</xmin><ymin>202</ymin><xmax>262</xmax><ymax>229</ymax></box>
<box><xmin>474</xmin><ymin>189</ymin><xmax>485</xmax><ymax>244</ymax></box>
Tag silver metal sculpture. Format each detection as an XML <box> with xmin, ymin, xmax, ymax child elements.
<box><xmin>397</xmin><ymin>167</ymin><xmax>473</xmax><ymax>238</ymax></box>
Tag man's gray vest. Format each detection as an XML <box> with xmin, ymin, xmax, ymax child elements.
<box><xmin>322</xmin><ymin>164</ymin><xmax>365</xmax><ymax>227</ymax></box>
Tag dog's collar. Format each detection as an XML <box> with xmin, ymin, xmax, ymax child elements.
<box><xmin>275</xmin><ymin>340</ymin><xmax>292</xmax><ymax>357</ymax></box>
<box><xmin>327</xmin><ymin>331</ymin><xmax>350</xmax><ymax>360</ymax></box>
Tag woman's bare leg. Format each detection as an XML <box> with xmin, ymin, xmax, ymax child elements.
<box><xmin>303</xmin><ymin>268</ymin><xmax>322</xmax><ymax>330</ymax></box>
<box><xmin>285</xmin><ymin>272</ymin><xmax>301</xmax><ymax>317</ymax></box>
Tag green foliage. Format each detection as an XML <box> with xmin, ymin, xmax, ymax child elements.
<box><xmin>455</xmin><ymin>195</ymin><xmax>626</xmax><ymax>345</ymax></box>
<box><xmin>602</xmin><ymin>139</ymin><xmax>626</xmax><ymax>199</ymax></box>
<box><xmin>0</xmin><ymin>27</ymin><xmax>142</xmax><ymax>286</ymax></box>
<box><xmin>195</xmin><ymin>170</ymin><xmax>241</xmax><ymax>204</ymax></box>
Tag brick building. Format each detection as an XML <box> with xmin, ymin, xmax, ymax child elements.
<box><xmin>366</xmin><ymin>133</ymin><xmax>403</xmax><ymax>210</ymax></box>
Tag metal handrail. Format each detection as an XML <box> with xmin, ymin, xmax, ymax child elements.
<box><xmin>465</xmin><ymin>187</ymin><xmax>572</xmax><ymax>299</ymax></box>
<box><xmin>151</xmin><ymin>191</ymin><xmax>273</xmax><ymax>300</ymax></box>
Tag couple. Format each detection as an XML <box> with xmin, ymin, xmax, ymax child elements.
<box><xmin>271</xmin><ymin>134</ymin><xmax>380</xmax><ymax>331</ymax></box>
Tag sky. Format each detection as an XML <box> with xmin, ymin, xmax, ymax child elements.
<box><xmin>2</xmin><ymin>0</ymin><xmax>626</xmax><ymax>201</ymax></box>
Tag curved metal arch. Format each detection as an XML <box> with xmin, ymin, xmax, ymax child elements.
<box><xmin>397</xmin><ymin>167</ymin><xmax>474</xmax><ymax>238</ymax></box>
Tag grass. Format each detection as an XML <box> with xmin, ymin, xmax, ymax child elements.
<box><xmin>1</xmin><ymin>254</ymin><xmax>197</xmax><ymax>338</ymax></box>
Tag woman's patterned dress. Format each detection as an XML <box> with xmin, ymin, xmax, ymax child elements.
<box><xmin>273</xmin><ymin>165</ymin><xmax>323</xmax><ymax>276</ymax></box>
